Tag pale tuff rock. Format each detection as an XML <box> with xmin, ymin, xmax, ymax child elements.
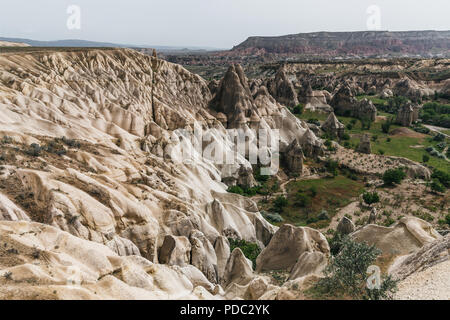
<box><xmin>330</xmin><ymin>85</ymin><xmax>357</xmax><ymax>115</ymax></box>
<box><xmin>356</xmin><ymin>134</ymin><xmax>372</xmax><ymax>154</ymax></box>
<box><xmin>258</xmin><ymin>274</ymin><xmax>321</xmax><ymax>300</ymax></box>
<box><xmin>302</xmin><ymin>83</ymin><xmax>333</xmax><ymax>113</ymax></box>
<box><xmin>284</xmin><ymin>139</ymin><xmax>304</xmax><ymax>173</ymax></box>
<box><xmin>353</xmin><ymin>99</ymin><xmax>377</xmax><ymax>122</ymax></box>
<box><xmin>223</xmin><ymin>248</ymin><xmax>254</xmax><ymax>287</ymax></box>
<box><xmin>222</xmin><ymin>165</ymin><xmax>257</xmax><ymax>188</ymax></box>
<box><xmin>321</xmin><ymin>112</ymin><xmax>345</xmax><ymax>138</ymax></box>
<box><xmin>256</xmin><ymin>224</ymin><xmax>330</xmax><ymax>272</ymax></box>
<box><xmin>0</xmin><ymin>193</ymin><xmax>30</xmax><ymax>221</ymax></box>
<box><xmin>396</xmin><ymin>103</ymin><xmax>420</xmax><ymax>127</ymax></box>
<box><xmin>393</xmin><ymin>77</ymin><xmax>433</xmax><ymax>100</ymax></box>
<box><xmin>352</xmin><ymin>217</ymin><xmax>442</xmax><ymax>263</ymax></box>
<box><xmin>268</xmin><ymin>66</ymin><xmax>299</xmax><ymax>107</ymax></box>
<box><xmin>223</xmin><ymin>275</ymin><xmax>276</xmax><ymax>300</ymax></box>
<box><xmin>330</xmin><ymin>85</ymin><xmax>377</xmax><ymax>121</ymax></box>
<box><xmin>106</xmin><ymin>235</ymin><xmax>141</xmax><ymax>257</ymax></box>
<box><xmin>391</xmin><ymin>234</ymin><xmax>450</xmax><ymax>300</ymax></box>
<box><xmin>368</xmin><ymin>207</ymin><xmax>378</xmax><ymax>224</ymax></box>
<box><xmin>0</xmin><ymin>221</ymin><xmax>217</xmax><ymax>300</ymax></box>
<box><xmin>336</xmin><ymin>216</ymin><xmax>355</xmax><ymax>235</ymax></box>
<box><xmin>189</xmin><ymin>230</ymin><xmax>218</xmax><ymax>283</ymax></box>
<box><xmin>380</xmin><ymin>88</ymin><xmax>394</xmax><ymax>99</ymax></box>
<box><xmin>298</xmin><ymin>129</ymin><xmax>324</xmax><ymax>158</ymax></box>
<box><xmin>210</xmin><ymin>64</ymin><xmax>256</xmax><ymax>128</ymax></box>
<box><xmin>288</xmin><ymin>251</ymin><xmax>328</xmax><ymax>280</ymax></box>
<box><xmin>389</xmin><ymin>234</ymin><xmax>449</xmax><ymax>281</ymax></box>
<box><xmin>214</xmin><ymin>236</ymin><xmax>231</xmax><ymax>282</ymax></box>
<box><xmin>158</xmin><ymin>235</ymin><xmax>191</xmax><ymax>266</ymax></box>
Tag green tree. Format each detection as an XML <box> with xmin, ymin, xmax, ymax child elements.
<box><xmin>273</xmin><ymin>195</ymin><xmax>288</xmax><ymax>213</ymax></box>
<box><xmin>430</xmin><ymin>179</ymin><xmax>446</xmax><ymax>193</ymax></box>
<box><xmin>363</xmin><ymin>191</ymin><xmax>380</xmax><ymax>206</ymax></box>
<box><xmin>292</xmin><ymin>104</ymin><xmax>304</xmax><ymax>115</ymax></box>
<box><xmin>382</xmin><ymin>168</ymin><xmax>406</xmax><ymax>186</ymax></box>
<box><xmin>314</xmin><ymin>237</ymin><xmax>398</xmax><ymax>300</ymax></box>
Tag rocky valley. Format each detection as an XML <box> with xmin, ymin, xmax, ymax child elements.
<box><xmin>0</xmin><ymin>43</ymin><xmax>448</xmax><ymax>301</ymax></box>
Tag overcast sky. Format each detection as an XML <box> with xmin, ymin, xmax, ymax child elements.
<box><xmin>0</xmin><ymin>0</ymin><xmax>449</xmax><ymax>48</ymax></box>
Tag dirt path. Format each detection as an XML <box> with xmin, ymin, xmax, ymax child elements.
<box><xmin>423</xmin><ymin>125</ymin><xmax>450</xmax><ymax>138</ymax></box>
<box><xmin>394</xmin><ymin>259</ymin><xmax>450</xmax><ymax>300</ymax></box>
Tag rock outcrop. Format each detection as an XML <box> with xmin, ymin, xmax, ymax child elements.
<box><xmin>356</xmin><ymin>134</ymin><xmax>372</xmax><ymax>154</ymax></box>
<box><xmin>159</xmin><ymin>235</ymin><xmax>191</xmax><ymax>266</ymax></box>
<box><xmin>389</xmin><ymin>234</ymin><xmax>449</xmax><ymax>281</ymax></box>
<box><xmin>284</xmin><ymin>139</ymin><xmax>304</xmax><ymax>173</ymax></box>
<box><xmin>336</xmin><ymin>216</ymin><xmax>355</xmax><ymax>235</ymax></box>
<box><xmin>352</xmin><ymin>217</ymin><xmax>442</xmax><ymax>264</ymax></box>
<box><xmin>298</xmin><ymin>129</ymin><xmax>324</xmax><ymax>158</ymax></box>
<box><xmin>302</xmin><ymin>83</ymin><xmax>333</xmax><ymax>113</ymax></box>
<box><xmin>0</xmin><ymin>221</ymin><xmax>218</xmax><ymax>300</ymax></box>
<box><xmin>223</xmin><ymin>248</ymin><xmax>254</xmax><ymax>287</ymax></box>
<box><xmin>256</xmin><ymin>224</ymin><xmax>330</xmax><ymax>272</ymax></box>
<box><xmin>321</xmin><ymin>112</ymin><xmax>345</xmax><ymax>138</ymax></box>
<box><xmin>288</xmin><ymin>251</ymin><xmax>328</xmax><ymax>280</ymax></box>
<box><xmin>396</xmin><ymin>103</ymin><xmax>420</xmax><ymax>127</ymax></box>
<box><xmin>267</xmin><ymin>66</ymin><xmax>299</xmax><ymax>107</ymax></box>
<box><xmin>331</xmin><ymin>86</ymin><xmax>376</xmax><ymax>121</ymax></box>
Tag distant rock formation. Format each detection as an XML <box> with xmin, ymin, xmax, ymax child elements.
<box><xmin>330</xmin><ymin>85</ymin><xmax>377</xmax><ymax>121</ymax></box>
<box><xmin>337</xmin><ymin>216</ymin><xmax>355</xmax><ymax>235</ymax></box>
<box><xmin>231</xmin><ymin>31</ymin><xmax>450</xmax><ymax>58</ymax></box>
<box><xmin>267</xmin><ymin>66</ymin><xmax>299</xmax><ymax>107</ymax></box>
<box><xmin>302</xmin><ymin>83</ymin><xmax>333</xmax><ymax>112</ymax></box>
<box><xmin>321</xmin><ymin>112</ymin><xmax>345</xmax><ymax>138</ymax></box>
<box><xmin>210</xmin><ymin>64</ymin><xmax>256</xmax><ymax>128</ymax></box>
<box><xmin>285</xmin><ymin>139</ymin><xmax>304</xmax><ymax>173</ymax></box>
<box><xmin>356</xmin><ymin>134</ymin><xmax>372</xmax><ymax>154</ymax></box>
<box><xmin>299</xmin><ymin>129</ymin><xmax>324</xmax><ymax>158</ymax></box>
<box><xmin>396</xmin><ymin>103</ymin><xmax>420</xmax><ymax>127</ymax></box>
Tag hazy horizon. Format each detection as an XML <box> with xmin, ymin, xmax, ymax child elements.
<box><xmin>0</xmin><ymin>0</ymin><xmax>449</xmax><ymax>49</ymax></box>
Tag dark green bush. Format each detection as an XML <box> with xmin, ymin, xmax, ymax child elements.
<box><xmin>227</xmin><ymin>185</ymin><xmax>244</xmax><ymax>195</ymax></box>
<box><xmin>294</xmin><ymin>193</ymin><xmax>312</xmax><ymax>208</ymax></box>
<box><xmin>431</xmin><ymin>169</ymin><xmax>450</xmax><ymax>188</ymax></box>
<box><xmin>292</xmin><ymin>104</ymin><xmax>304</xmax><ymax>115</ymax></box>
<box><xmin>382</xmin><ymin>168</ymin><xmax>406</xmax><ymax>186</ymax></box>
<box><xmin>273</xmin><ymin>195</ymin><xmax>288</xmax><ymax>213</ymax></box>
<box><xmin>363</xmin><ymin>191</ymin><xmax>380</xmax><ymax>205</ymax></box>
<box><xmin>25</xmin><ymin>143</ymin><xmax>42</xmax><ymax>157</ymax></box>
<box><xmin>314</xmin><ymin>237</ymin><xmax>398</xmax><ymax>300</ymax></box>
<box><xmin>430</xmin><ymin>179</ymin><xmax>446</xmax><ymax>193</ymax></box>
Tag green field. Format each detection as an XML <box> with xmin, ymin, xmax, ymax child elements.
<box><xmin>296</xmin><ymin>111</ymin><xmax>450</xmax><ymax>172</ymax></box>
<box><xmin>262</xmin><ymin>176</ymin><xmax>365</xmax><ymax>228</ymax></box>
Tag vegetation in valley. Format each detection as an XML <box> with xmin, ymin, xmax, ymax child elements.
<box><xmin>308</xmin><ymin>236</ymin><xmax>398</xmax><ymax>300</ymax></box>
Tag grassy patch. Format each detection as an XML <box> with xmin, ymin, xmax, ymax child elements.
<box><xmin>298</xmin><ymin>110</ymin><xmax>449</xmax><ymax>172</ymax></box>
<box><xmin>264</xmin><ymin>176</ymin><xmax>364</xmax><ymax>227</ymax></box>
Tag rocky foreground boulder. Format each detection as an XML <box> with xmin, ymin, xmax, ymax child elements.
<box><xmin>352</xmin><ymin>217</ymin><xmax>442</xmax><ymax>263</ymax></box>
<box><xmin>0</xmin><ymin>221</ymin><xmax>218</xmax><ymax>299</ymax></box>
<box><xmin>256</xmin><ymin>224</ymin><xmax>330</xmax><ymax>272</ymax></box>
